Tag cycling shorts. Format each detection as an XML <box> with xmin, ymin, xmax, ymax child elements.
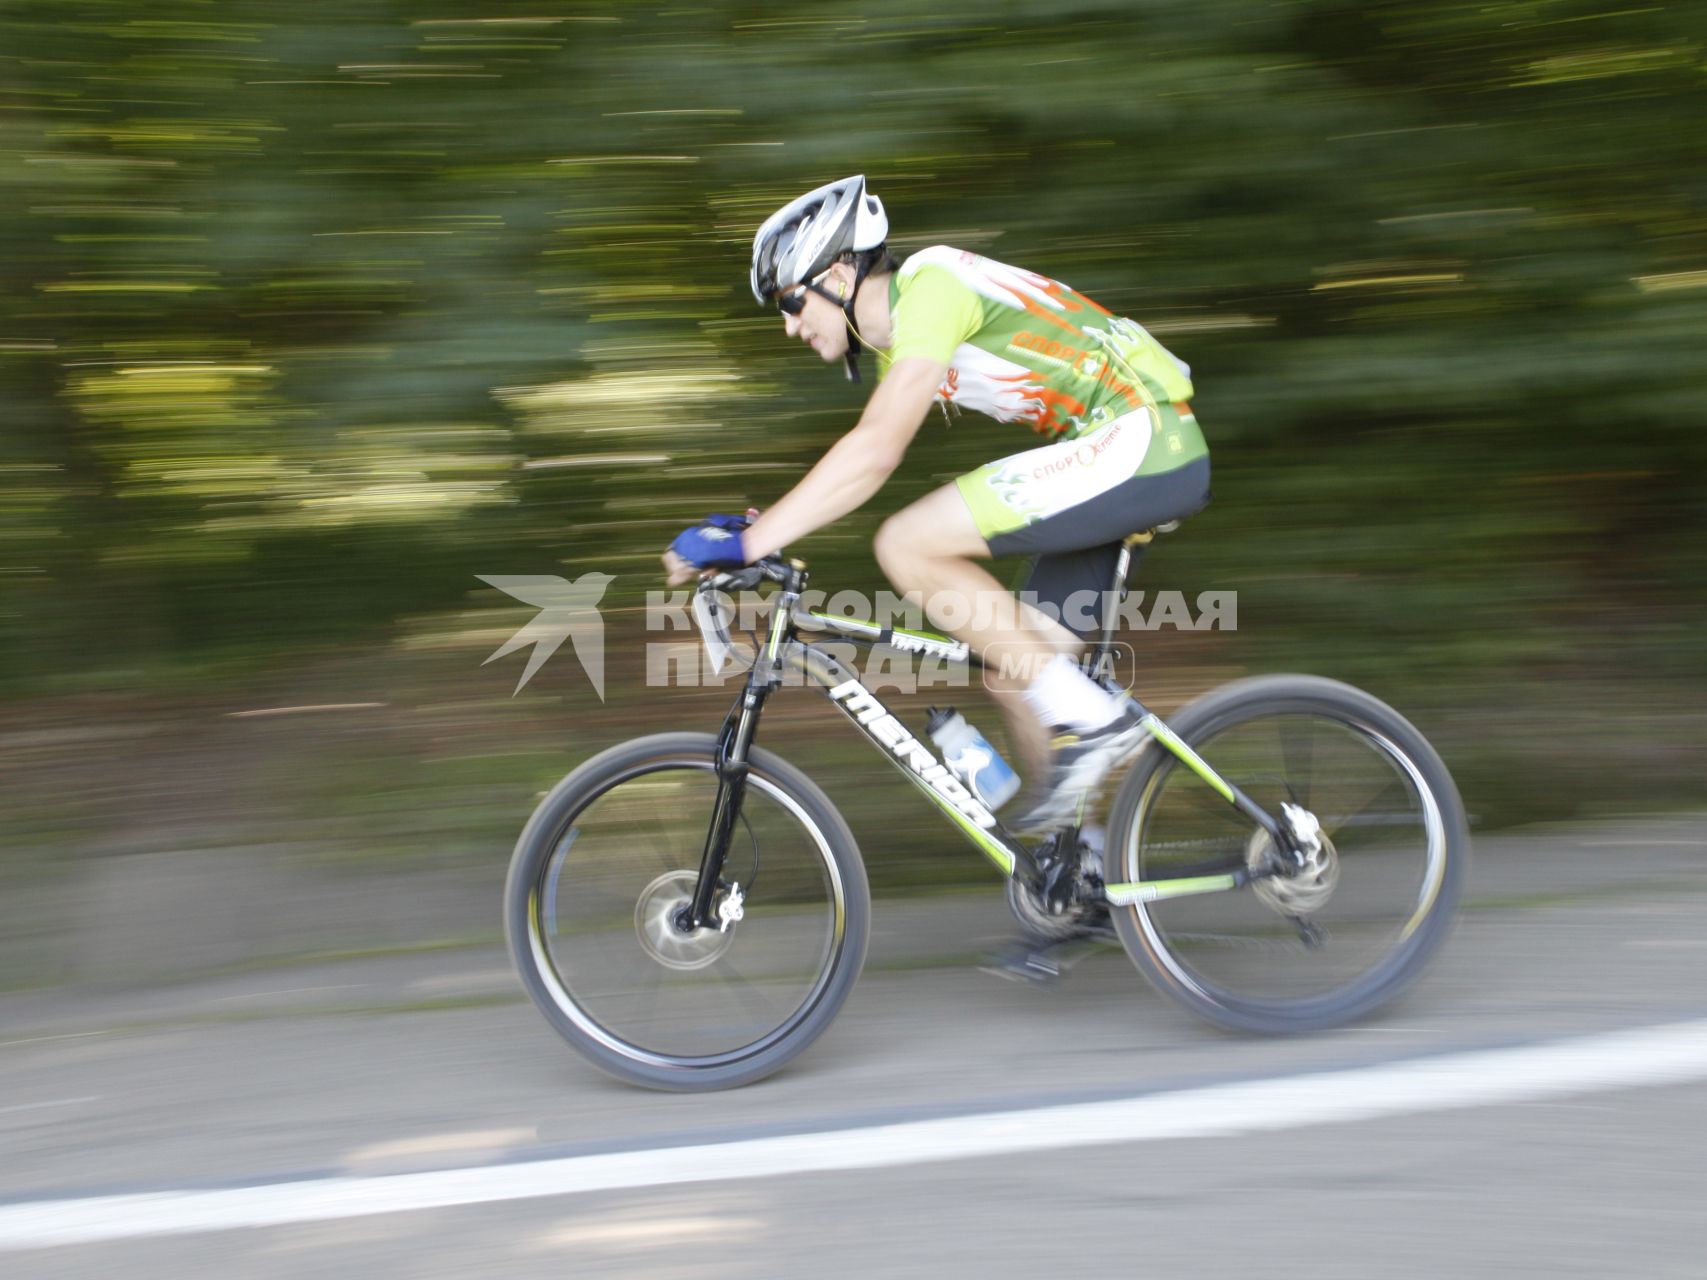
<box><xmin>954</xmin><ymin>401</ymin><xmax>1211</xmax><ymax>556</ymax></box>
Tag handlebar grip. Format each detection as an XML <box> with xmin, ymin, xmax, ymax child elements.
<box><xmin>709</xmin><ymin>565</ymin><xmax>765</xmax><ymax>591</ymax></box>
<box><xmin>706</xmin><ymin>556</ymin><xmax>793</xmax><ymax>592</ymax></box>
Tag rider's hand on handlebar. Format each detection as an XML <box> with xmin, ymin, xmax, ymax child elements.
<box><xmin>662</xmin><ymin>548</ymin><xmax>707</xmax><ymax>587</ymax></box>
<box><xmin>662</xmin><ymin>507</ymin><xmax>761</xmax><ymax>586</ymax></box>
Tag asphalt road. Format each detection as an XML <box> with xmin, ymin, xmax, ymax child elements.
<box><xmin>2</xmin><ymin>814</ymin><xmax>1705</xmax><ymax>1278</ymax></box>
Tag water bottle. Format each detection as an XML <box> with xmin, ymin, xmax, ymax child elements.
<box><xmin>925</xmin><ymin>707</ymin><xmax>1021</xmax><ymax>810</ymax></box>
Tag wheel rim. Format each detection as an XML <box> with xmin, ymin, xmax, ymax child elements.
<box><xmin>1124</xmin><ymin>711</ymin><xmax>1448</xmax><ymax>1009</ymax></box>
<box><xmin>525</xmin><ymin>758</ymin><xmax>846</xmax><ymax>1067</ymax></box>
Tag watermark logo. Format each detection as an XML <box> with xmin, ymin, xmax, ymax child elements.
<box><xmin>478</xmin><ymin>572</ymin><xmax>614</xmax><ymax>697</ymax></box>
<box><xmin>478</xmin><ymin>576</ymin><xmax>1234</xmax><ymax>698</ymax></box>
<box><xmin>979</xmin><ymin>642</ymin><xmax>1141</xmax><ymax>692</ymax></box>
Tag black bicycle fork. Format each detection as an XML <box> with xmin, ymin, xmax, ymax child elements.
<box><xmin>681</xmin><ymin>679</ymin><xmax>769</xmax><ymax>931</ymax></box>
<box><xmin>682</xmin><ymin>558</ymin><xmax>807</xmax><ymax>931</ymax></box>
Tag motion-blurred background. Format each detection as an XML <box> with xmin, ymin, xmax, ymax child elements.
<box><xmin>3</xmin><ymin>0</ymin><xmax>1703</xmax><ymax>989</ymax></box>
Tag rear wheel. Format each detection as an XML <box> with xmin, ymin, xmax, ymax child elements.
<box><xmin>505</xmin><ymin>733</ymin><xmax>870</xmax><ymax>1090</ymax></box>
<box><xmin>1106</xmin><ymin>676</ymin><xmax>1467</xmax><ymax>1033</ymax></box>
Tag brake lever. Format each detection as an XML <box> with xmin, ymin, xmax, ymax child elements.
<box><xmin>708</xmin><ymin>557</ymin><xmax>791</xmax><ymax>592</ymax></box>
<box><xmin>709</xmin><ymin>565</ymin><xmax>765</xmax><ymax>592</ymax></box>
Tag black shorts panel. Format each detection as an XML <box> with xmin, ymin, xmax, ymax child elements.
<box><xmin>1003</xmin><ymin>457</ymin><xmax>1211</xmax><ymax>639</ymax></box>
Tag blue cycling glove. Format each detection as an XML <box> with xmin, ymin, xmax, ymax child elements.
<box><xmin>670</xmin><ymin>521</ymin><xmax>749</xmax><ymax>570</ymax></box>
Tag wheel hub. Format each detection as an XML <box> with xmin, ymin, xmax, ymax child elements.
<box><xmin>634</xmin><ymin>870</ymin><xmax>735</xmax><ymax>971</ymax></box>
<box><xmin>1246</xmin><ymin>809</ymin><xmax>1339</xmax><ymax>916</ymax></box>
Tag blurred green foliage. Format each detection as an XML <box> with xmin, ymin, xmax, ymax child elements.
<box><xmin>2</xmin><ymin>0</ymin><xmax>1705</xmax><ymax>830</ymax></box>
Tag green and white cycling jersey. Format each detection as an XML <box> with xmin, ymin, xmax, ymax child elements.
<box><xmin>876</xmin><ymin>245</ymin><xmax>1209</xmax><ymax>475</ymax></box>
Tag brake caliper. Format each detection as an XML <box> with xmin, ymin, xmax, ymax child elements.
<box><xmin>716</xmin><ymin>883</ymin><xmax>746</xmax><ymax>933</ymax></box>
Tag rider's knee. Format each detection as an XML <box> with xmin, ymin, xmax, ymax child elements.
<box><xmin>871</xmin><ymin>511</ymin><xmax>919</xmax><ymax>576</ymax></box>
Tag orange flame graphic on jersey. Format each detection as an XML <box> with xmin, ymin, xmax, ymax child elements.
<box><xmin>1005</xmin><ymin>268</ymin><xmax>1113</xmax><ymax>341</ymax></box>
<box><xmin>982</xmin><ymin>371</ymin><xmax>1086</xmax><ymax>436</ymax></box>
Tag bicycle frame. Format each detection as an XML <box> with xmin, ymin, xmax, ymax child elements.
<box><xmin>681</xmin><ymin>552</ymin><xmax>1301</xmax><ymax>929</ymax></box>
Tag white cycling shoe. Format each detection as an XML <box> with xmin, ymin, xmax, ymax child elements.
<box><xmin>1007</xmin><ymin>706</ymin><xmax>1147</xmax><ymax>834</ymax></box>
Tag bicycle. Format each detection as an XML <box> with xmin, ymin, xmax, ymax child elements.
<box><xmin>504</xmin><ymin>531</ymin><xmax>1469</xmax><ymax>1090</ymax></box>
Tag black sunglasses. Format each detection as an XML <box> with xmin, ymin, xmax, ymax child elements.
<box><xmin>776</xmin><ymin>279</ymin><xmax>843</xmax><ymax>316</ymax></box>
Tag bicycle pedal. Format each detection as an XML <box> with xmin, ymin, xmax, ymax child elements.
<box><xmin>979</xmin><ymin>947</ymin><xmax>1064</xmax><ymax>985</ymax></box>
<box><xmin>980</xmin><ymin>932</ymin><xmax>1110</xmax><ymax>985</ymax></box>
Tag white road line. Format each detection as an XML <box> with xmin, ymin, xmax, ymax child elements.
<box><xmin>4</xmin><ymin>1016</ymin><xmax>1707</xmax><ymax>1252</ymax></box>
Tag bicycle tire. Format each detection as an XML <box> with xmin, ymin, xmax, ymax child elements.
<box><xmin>504</xmin><ymin>732</ymin><xmax>870</xmax><ymax>1090</ymax></box>
<box><xmin>1106</xmin><ymin>675</ymin><xmax>1468</xmax><ymax>1033</ymax></box>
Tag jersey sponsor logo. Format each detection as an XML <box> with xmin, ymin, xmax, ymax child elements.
<box><xmin>1009</xmin><ymin>330</ymin><xmax>1141</xmax><ymax>412</ymax></box>
<box><xmin>1012</xmin><ymin>330</ymin><xmax>1088</xmax><ymax>366</ymax></box>
<box><xmin>827</xmin><ymin>680</ymin><xmax>997</xmax><ymax>829</ymax></box>
<box><xmin>1029</xmin><ymin>416</ymin><xmax>1138</xmax><ymax>479</ymax></box>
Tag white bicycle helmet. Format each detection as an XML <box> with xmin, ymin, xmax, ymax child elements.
<box><xmin>750</xmin><ymin>175</ymin><xmax>889</xmax><ymax>381</ymax></box>
<box><xmin>749</xmin><ymin>174</ymin><xmax>888</xmax><ymax>306</ymax></box>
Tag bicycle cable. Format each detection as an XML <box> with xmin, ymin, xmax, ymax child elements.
<box><xmin>738</xmin><ymin>808</ymin><xmax>760</xmax><ymax>896</ymax></box>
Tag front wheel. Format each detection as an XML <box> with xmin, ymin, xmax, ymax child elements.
<box><xmin>504</xmin><ymin>732</ymin><xmax>870</xmax><ymax>1090</ymax></box>
<box><xmin>1106</xmin><ymin>675</ymin><xmax>1468</xmax><ymax>1033</ymax></box>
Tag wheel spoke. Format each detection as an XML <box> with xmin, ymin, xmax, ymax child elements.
<box><xmin>630</xmin><ymin>954</ymin><xmax>663</xmax><ymax>1026</ymax></box>
<box><xmin>1319</xmin><ymin>772</ymin><xmax>1408</xmax><ymax>843</ymax></box>
<box><xmin>1158</xmin><ymin>759</ymin><xmax>1250</xmax><ymax>828</ymax></box>
<box><xmin>637</xmin><ymin>795</ymin><xmax>694</xmax><ymax>877</ymax></box>
<box><xmin>708</xmin><ymin>952</ymin><xmax>785</xmax><ymax>1025</ymax></box>
<box><xmin>1277</xmin><ymin>714</ymin><xmax>1316</xmax><ymax>808</ymax></box>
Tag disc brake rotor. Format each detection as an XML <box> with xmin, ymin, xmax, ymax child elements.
<box><xmin>1245</xmin><ymin>820</ymin><xmax>1340</xmax><ymax>916</ymax></box>
<box><xmin>634</xmin><ymin>870</ymin><xmax>735</xmax><ymax>971</ymax></box>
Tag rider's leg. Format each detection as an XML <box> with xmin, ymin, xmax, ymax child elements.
<box><xmin>885</xmin><ymin>407</ymin><xmax>1212</xmax><ymax>831</ymax></box>
<box><xmin>871</xmin><ymin>484</ymin><xmax>1079</xmax><ymax>783</ymax></box>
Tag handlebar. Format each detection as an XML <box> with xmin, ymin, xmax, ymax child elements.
<box><xmin>691</xmin><ymin>556</ymin><xmax>801</xmax><ymax>675</ymax></box>
<box><xmin>701</xmin><ymin>555</ymin><xmax>798</xmax><ymax>593</ymax></box>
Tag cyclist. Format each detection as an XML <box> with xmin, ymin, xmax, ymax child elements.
<box><xmin>664</xmin><ymin>175</ymin><xmax>1210</xmax><ymax>834</ymax></box>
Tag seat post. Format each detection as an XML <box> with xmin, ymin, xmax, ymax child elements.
<box><xmin>1087</xmin><ymin>529</ymin><xmax>1153</xmax><ymax>687</ymax></box>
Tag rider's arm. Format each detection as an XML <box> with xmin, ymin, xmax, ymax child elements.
<box><xmin>738</xmin><ymin>355</ymin><xmax>948</xmax><ymax>561</ymax></box>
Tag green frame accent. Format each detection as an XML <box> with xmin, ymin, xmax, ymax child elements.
<box><xmin>944</xmin><ymin>806</ymin><xmax>1017</xmax><ymax>875</ymax></box>
<box><xmin>1104</xmin><ymin>874</ymin><xmax>1240</xmax><ymax>906</ymax></box>
<box><xmin>801</xmin><ymin>610</ymin><xmax>880</xmax><ymax>637</ymax></box>
<box><xmin>764</xmin><ymin>595</ymin><xmax>791</xmax><ymax>659</ymax></box>
<box><xmin>1141</xmin><ymin>713</ymin><xmax>1236</xmax><ymax>803</ymax></box>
